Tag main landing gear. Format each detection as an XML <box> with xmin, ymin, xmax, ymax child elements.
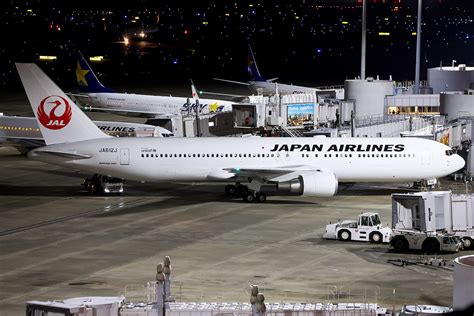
<box><xmin>224</xmin><ymin>183</ymin><xmax>267</xmax><ymax>203</ymax></box>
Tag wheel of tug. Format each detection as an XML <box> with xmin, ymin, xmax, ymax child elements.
<box><xmin>462</xmin><ymin>237</ymin><xmax>472</xmax><ymax>250</ymax></box>
<box><xmin>391</xmin><ymin>236</ymin><xmax>409</xmax><ymax>251</ymax></box>
<box><xmin>256</xmin><ymin>193</ymin><xmax>267</xmax><ymax>203</ymax></box>
<box><xmin>422</xmin><ymin>238</ymin><xmax>440</xmax><ymax>253</ymax></box>
<box><xmin>370</xmin><ymin>232</ymin><xmax>383</xmax><ymax>244</ymax></box>
<box><xmin>243</xmin><ymin>193</ymin><xmax>255</xmax><ymax>203</ymax></box>
<box><xmin>225</xmin><ymin>184</ymin><xmax>236</xmax><ymax>195</ymax></box>
<box><xmin>338</xmin><ymin>230</ymin><xmax>351</xmax><ymax>241</ymax></box>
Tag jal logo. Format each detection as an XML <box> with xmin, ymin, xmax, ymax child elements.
<box><xmin>37</xmin><ymin>95</ymin><xmax>72</xmax><ymax>130</ymax></box>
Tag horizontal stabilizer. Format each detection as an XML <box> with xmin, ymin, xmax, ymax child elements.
<box><xmin>32</xmin><ymin>150</ymin><xmax>92</xmax><ymax>159</ymax></box>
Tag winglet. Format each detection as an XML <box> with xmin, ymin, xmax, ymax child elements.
<box><xmin>76</xmin><ymin>52</ymin><xmax>114</xmax><ymax>93</ymax></box>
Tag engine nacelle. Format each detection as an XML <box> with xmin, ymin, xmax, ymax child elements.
<box><xmin>277</xmin><ymin>171</ymin><xmax>338</xmax><ymax>197</ymax></box>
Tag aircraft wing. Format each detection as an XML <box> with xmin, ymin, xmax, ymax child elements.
<box><xmin>198</xmin><ymin>90</ymin><xmax>249</xmax><ymax>99</ymax></box>
<box><xmin>83</xmin><ymin>106</ymin><xmax>176</xmax><ymax>119</ymax></box>
<box><xmin>221</xmin><ymin>165</ymin><xmax>329</xmax><ymax>182</ymax></box>
<box><xmin>213</xmin><ymin>78</ymin><xmax>250</xmax><ymax>86</ymax></box>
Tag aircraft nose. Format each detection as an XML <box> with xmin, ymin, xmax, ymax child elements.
<box><xmin>451</xmin><ymin>154</ymin><xmax>465</xmax><ymax>173</ymax></box>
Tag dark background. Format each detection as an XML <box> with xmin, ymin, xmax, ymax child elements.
<box><xmin>0</xmin><ymin>0</ymin><xmax>472</xmax><ymax>93</ymax></box>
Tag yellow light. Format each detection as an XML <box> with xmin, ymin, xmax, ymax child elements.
<box><xmin>134</xmin><ymin>16</ymin><xmax>140</xmax><ymax>20</ymax></box>
<box><xmin>202</xmin><ymin>21</ymin><xmax>208</xmax><ymax>25</ymax></box>
<box><xmin>295</xmin><ymin>16</ymin><xmax>299</xmax><ymax>20</ymax></box>
<box><xmin>39</xmin><ymin>55</ymin><xmax>57</xmax><ymax>61</ymax></box>
<box><xmin>384</xmin><ymin>17</ymin><xmax>389</xmax><ymax>21</ymax></box>
<box><xmin>249</xmin><ymin>4</ymin><xmax>254</xmax><ymax>7</ymax></box>
<box><xmin>225</xmin><ymin>13</ymin><xmax>230</xmax><ymax>16</ymax></box>
<box><xmin>139</xmin><ymin>31</ymin><xmax>145</xmax><ymax>38</ymax></box>
<box><xmin>411</xmin><ymin>32</ymin><xmax>417</xmax><ymax>35</ymax></box>
<box><xmin>124</xmin><ymin>37</ymin><xmax>129</xmax><ymax>44</ymax></box>
<box><xmin>26</xmin><ymin>9</ymin><xmax>33</xmax><ymax>13</ymax></box>
<box><xmin>89</xmin><ymin>56</ymin><xmax>104</xmax><ymax>62</ymax></box>
<box><xmin>378</xmin><ymin>32</ymin><xmax>390</xmax><ymax>36</ymax></box>
<box><xmin>341</xmin><ymin>21</ymin><xmax>349</xmax><ymax>24</ymax></box>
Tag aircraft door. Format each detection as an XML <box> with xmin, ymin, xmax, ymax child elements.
<box><xmin>120</xmin><ymin>148</ymin><xmax>130</xmax><ymax>165</ymax></box>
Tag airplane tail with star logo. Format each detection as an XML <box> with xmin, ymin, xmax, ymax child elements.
<box><xmin>76</xmin><ymin>52</ymin><xmax>114</xmax><ymax>93</ymax></box>
<box><xmin>247</xmin><ymin>44</ymin><xmax>265</xmax><ymax>82</ymax></box>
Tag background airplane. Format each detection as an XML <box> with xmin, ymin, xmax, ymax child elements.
<box><xmin>0</xmin><ymin>115</ymin><xmax>173</xmax><ymax>151</ymax></box>
<box><xmin>213</xmin><ymin>45</ymin><xmax>343</xmax><ymax>97</ymax></box>
<box><xmin>16</xmin><ymin>63</ymin><xmax>465</xmax><ymax>202</ymax></box>
<box><xmin>73</xmin><ymin>53</ymin><xmax>234</xmax><ymax>119</ymax></box>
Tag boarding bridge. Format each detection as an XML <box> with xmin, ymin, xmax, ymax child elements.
<box><xmin>232</xmin><ymin>92</ymin><xmax>344</xmax><ymax>131</ymax></box>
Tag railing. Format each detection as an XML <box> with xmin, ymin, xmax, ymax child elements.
<box><xmin>273</xmin><ymin>125</ymin><xmax>305</xmax><ymax>137</ymax></box>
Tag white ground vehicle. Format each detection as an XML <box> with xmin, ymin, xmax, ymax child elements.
<box><xmin>323</xmin><ymin>212</ymin><xmax>392</xmax><ymax>243</ymax></box>
<box><xmin>390</xmin><ymin>229</ymin><xmax>462</xmax><ymax>253</ymax></box>
<box><xmin>84</xmin><ymin>174</ymin><xmax>124</xmax><ymax>195</ymax></box>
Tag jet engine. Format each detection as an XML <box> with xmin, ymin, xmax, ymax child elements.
<box><xmin>277</xmin><ymin>171</ymin><xmax>338</xmax><ymax>197</ymax></box>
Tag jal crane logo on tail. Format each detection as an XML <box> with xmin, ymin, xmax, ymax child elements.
<box><xmin>37</xmin><ymin>95</ymin><xmax>72</xmax><ymax>130</ymax></box>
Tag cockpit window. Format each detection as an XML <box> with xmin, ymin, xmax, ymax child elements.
<box><xmin>445</xmin><ymin>150</ymin><xmax>454</xmax><ymax>156</ymax></box>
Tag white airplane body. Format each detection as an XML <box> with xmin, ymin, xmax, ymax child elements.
<box><xmin>16</xmin><ymin>63</ymin><xmax>465</xmax><ymax>201</ymax></box>
<box><xmin>75</xmin><ymin>53</ymin><xmax>233</xmax><ymax>118</ymax></box>
<box><xmin>35</xmin><ymin>137</ymin><xmax>462</xmax><ymax>184</ymax></box>
<box><xmin>79</xmin><ymin>92</ymin><xmax>233</xmax><ymax>118</ymax></box>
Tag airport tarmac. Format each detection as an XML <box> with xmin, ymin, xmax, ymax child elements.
<box><xmin>1</xmin><ymin>146</ymin><xmax>473</xmax><ymax>315</ymax></box>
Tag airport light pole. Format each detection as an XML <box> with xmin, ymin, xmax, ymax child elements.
<box><xmin>414</xmin><ymin>0</ymin><xmax>422</xmax><ymax>94</ymax></box>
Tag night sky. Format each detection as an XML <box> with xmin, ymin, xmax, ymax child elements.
<box><xmin>0</xmin><ymin>0</ymin><xmax>472</xmax><ymax>91</ymax></box>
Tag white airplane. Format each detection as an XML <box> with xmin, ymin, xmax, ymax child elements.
<box><xmin>0</xmin><ymin>115</ymin><xmax>173</xmax><ymax>150</ymax></box>
<box><xmin>16</xmin><ymin>63</ymin><xmax>465</xmax><ymax>202</ymax></box>
<box><xmin>213</xmin><ymin>45</ymin><xmax>329</xmax><ymax>96</ymax></box>
<box><xmin>74</xmin><ymin>53</ymin><xmax>233</xmax><ymax>118</ymax></box>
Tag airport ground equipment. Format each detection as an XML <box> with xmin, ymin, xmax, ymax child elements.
<box><xmin>323</xmin><ymin>212</ymin><xmax>392</xmax><ymax>243</ymax></box>
<box><xmin>389</xmin><ymin>229</ymin><xmax>462</xmax><ymax>253</ymax></box>
<box><xmin>392</xmin><ymin>191</ymin><xmax>474</xmax><ymax>249</ymax></box>
<box><xmin>83</xmin><ymin>174</ymin><xmax>123</xmax><ymax>195</ymax></box>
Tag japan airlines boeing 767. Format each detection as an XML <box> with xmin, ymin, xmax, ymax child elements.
<box><xmin>17</xmin><ymin>63</ymin><xmax>464</xmax><ymax>202</ymax></box>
